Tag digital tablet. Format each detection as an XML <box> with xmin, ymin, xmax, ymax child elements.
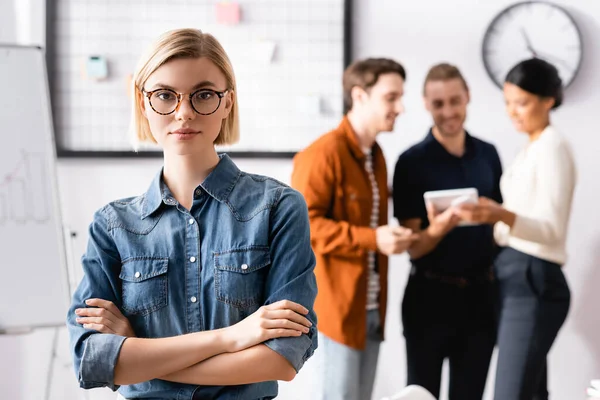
<box><xmin>423</xmin><ymin>188</ymin><xmax>479</xmax><ymax>226</ymax></box>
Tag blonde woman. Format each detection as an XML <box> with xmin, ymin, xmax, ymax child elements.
<box><xmin>67</xmin><ymin>28</ymin><xmax>317</xmax><ymax>399</ymax></box>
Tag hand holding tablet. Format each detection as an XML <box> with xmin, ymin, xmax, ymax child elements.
<box><xmin>423</xmin><ymin>188</ymin><xmax>479</xmax><ymax>226</ymax></box>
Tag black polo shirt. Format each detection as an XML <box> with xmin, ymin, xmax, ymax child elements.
<box><xmin>393</xmin><ymin>129</ymin><xmax>503</xmax><ymax>277</ymax></box>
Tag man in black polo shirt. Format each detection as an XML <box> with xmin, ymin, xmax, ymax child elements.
<box><xmin>393</xmin><ymin>63</ymin><xmax>502</xmax><ymax>399</ymax></box>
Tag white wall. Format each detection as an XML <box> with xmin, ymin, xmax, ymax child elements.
<box><xmin>0</xmin><ymin>0</ymin><xmax>17</xmax><ymax>44</ymax></box>
<box><xmin>353</xmin><ymin>1</ymin><xmax>600</xmax><ymax>400</ymax></box>
<box><xmin>1</xmin><ymin>0</ymin><xmax>599</xmax><ymax>399</ymax></box>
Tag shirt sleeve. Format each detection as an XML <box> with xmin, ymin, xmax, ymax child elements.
<box><xmin>291</xmin><ymin>148</ymin><xmax>376</xmax><ymax>257</ymax></box>
<box><xmin>393</xmin><ymin>152</ymin><xmax>426</xmax><ymax>223</ymax></box>
<box><xmin>510</xmin><ymin>143</ymin><xmax>576</xmax><ymax>245</ymax></box>
<box><xmin>262</xmin><ymin>188</ymin><xmax>318</xmax><ymax>372</ymax></box>
<box><xmin>66</xmin><ymin>208</ymin><xmax>126</xmax><ymax>391</ymax></box>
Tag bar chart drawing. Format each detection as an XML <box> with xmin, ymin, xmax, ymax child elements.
<box><xmin>0</xmin><ymin>150</ymin><xmax>51</xmax><ymax>226</ymax></box>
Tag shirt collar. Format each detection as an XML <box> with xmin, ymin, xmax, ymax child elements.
<box><xmin>140</xmin><ymin>154</ymin><xmax>240</xmax><ymax>219</ymax></box>
<box><xmin>340</xmin><ymin>116</ymin><xmax>379</xmax><ymax>161</ymax></box>
<box><xmin>200</xmin><ymin>154</ymin><xmax>241</xmax><ymax>202</ymax></box>
<box><xmin>536</xmin><ymin>125</ymin><xmax>557</xmax><ymax>144</ymax></box>
<box><xmin>425</xmin><ymin>128</ymin><xmax>476</xmax><ymax>159</ymax></box>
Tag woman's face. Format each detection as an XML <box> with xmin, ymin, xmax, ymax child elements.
<box><xmin>140</xmin><ymin>57</ymin><xmax>233</xmax><ymax>156</ymax></box>
<box><xmin>503</xmin><ymin>82</ymin><xmax>554</xmax><ymax>135</ymax></box>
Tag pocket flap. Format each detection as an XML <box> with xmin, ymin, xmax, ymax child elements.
<box><xmin>214</xmin><ymin>247</ymin><xmax>270</xmax><ymax>274</ymax></box>
<box><xmin>120</xmin><ymin>257</ymin><xmax>169</xmax><ymax>282</ymax></box>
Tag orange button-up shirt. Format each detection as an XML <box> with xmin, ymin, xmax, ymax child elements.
<box><xmin>291</xmin><ymin>117</ymin><xmax>389</xmax><ymax>350</ymax></box>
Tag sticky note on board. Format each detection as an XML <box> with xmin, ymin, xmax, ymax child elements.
<box><xmin>216</xmin><ymin>2</ymin><xmax>241</xmax><ymax>25</ymax></box>
<box><xmin>83</xmin><ymin>56</ymin><xmax>108</xmax><ymax>80</ymax></box>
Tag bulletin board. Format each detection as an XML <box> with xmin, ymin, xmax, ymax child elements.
<box><xmin>46</xmin><ymin>0</ymin><xmax>352</xmax><ymax>158</ymax></box>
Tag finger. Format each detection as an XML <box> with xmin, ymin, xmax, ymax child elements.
<box><xmin>80</xmin><ymin>322</ymin><xmax>116</xmax><ymax>334</ymax></box>
<box><xmin>395</xmin><ymin>236</ymin><xmax>417</xmax><ymax>244</ymax></box>
<box><xmin>76</xmin><ymin>316</ymin><xmax>117</xmax><ymax>331</ymax></box>
<box><xmin>390</xmin><ymin>227</ymin><xmax>412</xmax><ymax>236</ymax></box>
<box><xmin>479</xmin><ymin>196</ymin><xmax>492</xmax><ymax>204</ymax></box>
<box><xmin>265</xmin><ymin>329</ymin><xmax>304</xmax><ymax>340</ymax></box>
<box><xmin>453</xmin><ymin>208</ymin><xmax>471</xmax><ymax>220</ymax></box>
<box><xmin>75</xmin><ymin>307</ymin><xmax>120</xmax><ymax>326</ymax></box>
<box><xmin>449</xmin><ymin>215</ymin><xmax>461</xmax><ymax>226</ymax></box>
<box><xmin>457</xmin><ymin>203</ymin><xmax>476</xmax><ymax>211</ymax></box>
<box><xmin>425</xmin><ymin>202</ymin><xmax>438</xmax><ymax>217</ymax></box>
<box><xmin>78</xmin><ymin>317</ymin><xmax>131</xmax><ymax>336</ymax></box>
<box><xmin>472</xmin><ymin>209</ymin><xmax>484</xmax><ymax>219</ymax></box>
<box><xmin>266</xmin><ymin>309</ymin><xmax>312</xmax><ymax>327</ymax></box>
<box><xmin>265</xmin><ymin>319</ymin><xmax>310</xmax><ymax>333</ymax></box>
<box><xmin>443</xmin><ymin>205</ymin><xmax>458</xmax><ymax>216</ymax></box>
<box><xmin>265</xmin><ymin>300</ymin><xmax>309</xmax><ymax>315</ymax></box>
<box><xmin>85</xmin><ymin>299</ymin><xmax>124</xmax><ymax>318</ymax></box>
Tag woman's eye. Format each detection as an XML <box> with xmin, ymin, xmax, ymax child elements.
<box><xmin>196</xmin><ymin>91</ymin><xmax>214</xmax><ymax>101</ymax></box>
<box><xmin>155</xmin><ymin>91</ymin><xmax>175</xmax><ymax>101</ymax></box>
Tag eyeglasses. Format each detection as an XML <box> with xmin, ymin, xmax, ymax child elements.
<box><xmin>142</xmin><ymin>88</ymin><xmax>229</xmax><ymax>115</ymax></box>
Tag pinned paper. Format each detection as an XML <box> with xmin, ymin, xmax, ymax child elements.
<box><xmin>255</xmin><ymin>40</ymin><xmax>276</xmax><ymax>64</ymax></box>
<box><xmin>83</xmin><ymin>55</ymin><xmax>108</xmax><ymax>81</ymax></box>
<box><xmin>295</xmin><ymin>94</ymin><xmax>322</xmax><ymax>116</ymax></box>
<box><xmin>216</xmin><ymin>2</ymin><xmax>241</xmax><ymax>25</ymax></box>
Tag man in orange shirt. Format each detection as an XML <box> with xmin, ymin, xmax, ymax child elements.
<box><xmin>292</xmin><ymin>58</ymin><xmax>417</xmax><ymax>400</ymax></box>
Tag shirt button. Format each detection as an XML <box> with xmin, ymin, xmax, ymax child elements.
<box><xmin>190</xmin><ymin>296</ymin><xmax>197</xmax><ymax>303</ymax></box>
<box><xmin>241</xmin><ymin>263</ymin><xmax>248</xmax><ymax>270</ymax></box>
<box><xmin>188</xmin><ymin>218</ymin><xmax>194</xmax><ymax>225</ymax></box>
<box><xmin>134</xmin><ymin>271</ymin><xmax>141</xmax><ymax>278</ymax></box>
<box><xmin>190</xmin><ymin>256</ymin><xmax>196</xmax><ymax>262</ymax></box>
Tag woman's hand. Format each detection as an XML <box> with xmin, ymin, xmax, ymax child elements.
<box><xmin>222</xmin><ymin>300</ymin><xmax>312</xmax><ymax>353</ymax></box>
<box><xmin>75</xmin><ymin>298</ymin><xmax>136</xmax><ymax>337</ymax></box>
<box><xmin>456</xmin><ymin>197</ymin><xmax>509</xmax><ymax>225</ymax></box>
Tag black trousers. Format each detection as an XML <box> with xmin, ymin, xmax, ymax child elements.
<box><xmin>402</xmin><ymin>272</ymin><xmax>496</xmax><ymax>400</ymax></box>
<box><xmin>493</xmin><ymin>247</ymin><xmax>570</xmax><ymax>400</ymax></box>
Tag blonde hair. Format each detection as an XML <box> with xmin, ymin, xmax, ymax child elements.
<box><xmin>130</xmin><ymin>28</ymin><xmax>239</xmax><ymax>146</ymax></box>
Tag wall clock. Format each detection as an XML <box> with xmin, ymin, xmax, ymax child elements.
<box><xmin>482</xmin><ymin>1</ymin><xmax>583</xmax><ymax>89</ymax></box>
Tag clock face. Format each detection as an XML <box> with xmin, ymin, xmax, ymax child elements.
<box><xmin>482</xmin><ymin>1</ymin><xmax>583</xmax><ymax>89</ymax></box>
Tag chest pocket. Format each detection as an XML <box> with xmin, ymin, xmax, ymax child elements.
<box><xmin>119</xmin><ymin>257</ymin><xmax>169</xmax><ymax>316</ymax></box>
<box><xmin>339</xmin><ymin>184</ymin><xmax>371</xmax><ymax>225</ymax></box>
<box><xmin>214</xmin><ymin>247</ymin><xmax>271</xmax><ymax>309</ymax></box>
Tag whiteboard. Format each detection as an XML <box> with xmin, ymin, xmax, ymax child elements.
<box><xmin>0</xmin><ymin>45</ymin><xmax>69</xmax><ymax>331</ymax></box>
<box><xmin>48</xmin><ymin>0</ymin><xmax>347</xmax><ymax>156</ymax></box>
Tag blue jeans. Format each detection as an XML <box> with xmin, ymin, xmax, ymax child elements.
<box><xmin>312</xmin><ymin>309</ymin><xmax>381</xmax><ymax>400</ymax></box>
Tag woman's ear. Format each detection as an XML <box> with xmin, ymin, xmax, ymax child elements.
<box><xmin>541</xmin><ymin>96</ymin><xmax>555</xmax><ymax>111</ymax></box>
<box><xmin>138</xmin><ymin>90</ymin><xmax>148</xmax><ymax>118</ymax></box>
<box><xmin>223</xmin><ymin>90</ymin><xmax>235</xmax><ymax>118</ymax></box>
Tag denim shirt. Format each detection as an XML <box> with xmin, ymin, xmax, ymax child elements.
<box><xmin>66</xmin><ymin>154</ymin><xmax>318</xmax><ymax>400</ymax></box>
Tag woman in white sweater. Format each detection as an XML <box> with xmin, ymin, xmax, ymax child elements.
<box><xmin>458</xmin><ymin>58</ymin><xmax>576</xmax><ymax>400</ymax></box>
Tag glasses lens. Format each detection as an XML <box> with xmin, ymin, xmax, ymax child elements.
<box><xmin>192</xmin><ymin>90</ymin><xmax>221</xmax><ymax>115</ymax></box>
<box><xmin>150</xmin><ymin>90</ymin><xmax>178</xmax><ymax>114</ymax></box>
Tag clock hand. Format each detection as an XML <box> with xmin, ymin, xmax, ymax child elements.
<box><xmin>520</xmin><ymin>27</ymin><xmax>537</xmax><ymax>57</ymax></box>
